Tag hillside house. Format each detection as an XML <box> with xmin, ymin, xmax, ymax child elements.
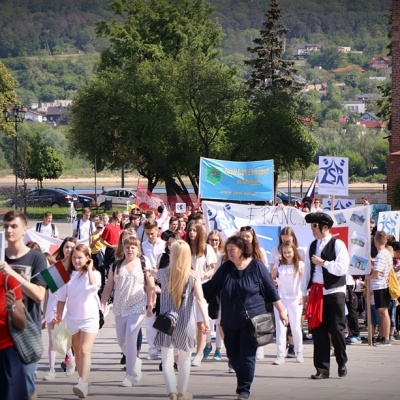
<box><xmin>46</xmin><ymin>106</ymin><xmax>67</xmax><ymax>125</ymax></box>
<box><xmin>344</xmin><ymin>101</ymin><xmax>365</xmax><ymax>114</ymax></box>
<box><xmin>25</xmin><ymin>110</ymin><xmax>43</xmax><ymax>123</ymax></box>
<box><xmin>358</xmin><ymin>112</ymin><xmax>386</xmax><ymax>130</ymax></box>
<box><xmin>338</xmin><ymin>46</ymin><xmax>351</xmax><ymax>53</ymax></box>
<box><xmin>367</xmin><ymin>56</ymin><xmax>389</xmax><ymax>70</ymax></box>
<box><xmin>331</xmin><ymin>65</ymin><xmax>366</xmax><ymax>74</ymax></box>
<box><xmin>294</xmin><ymin>43</ymin><xmax>323</xmax><ymax>58</ymax></box>
<box><xmin>38</xmin><ymin>100</ymin><xmax>72</xmax><ymax>113</ymax></box>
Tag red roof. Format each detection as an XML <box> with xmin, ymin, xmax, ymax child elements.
<box><xmin>368</xmin><ymin>56</ymin><xmax>389</xmax><ymax>65</ymax></box>
<box><xmin>332</xmin><ymin>65</ymin><xmax>366</xmax><ymax>73</ymax></box>
<box><xmin>359</xmin><ymin>120</ymin><xmax>386</xmax><ymax>129</ymax></box>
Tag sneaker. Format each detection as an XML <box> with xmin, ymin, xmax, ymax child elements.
<box><xmin>286</xmin><ymin>345</ymin><xmax>296</xmax><ymax>358</ymax></box>
<box><xmin>133</xmin><ymin>357</ymin><xmax>142</xmax><ymax>382</ymax></box>
<box><xmin>228</xmin><ymin>362</ymin><xmax>234</xmax><ymax>373</ymax></box>
<box><xmin>73</xmin><ymin>379</ymin><xmax>89</xmax><ymax>398</ymax></box>
<box><xmin>256</xmin><ymin>347</ymin><xmax>264</xmax><ymax>360</ymax></box>
<box><xmin>121</xmin><ymin>374</ymin><xmax>135</xmax><ymax>387</ymax></box>
<box><xmin>390</xmin><ymin>335</ymin><xmax>395</xmax><ymax>341</ymax></box>
<box><xmin>296</xmin><ymin>352</ymin><xmax>304</xmax><ymax>363</ymax></box>
<box><xmin>191</xmin><ymin>355</ymin><xmax>202</xmax><ymax>367</ymax></box>
<box><xmin>346</xmin><ymin>336</ymin><xmax>361</xmax><ymax>345</ymax></box>
<box><xmin>43</xmin><ymin>371</ymin><xmax>56</xmax><ymax>381</ymax></box>
<box><xmin>272</xmin><ymin>357</ymin><xmax>285</xmax><ymax>365</ymax></box>
<box><xmin>213</xmin><ymin>349</ymin><xmax>222</xmax><ymax>360</ymax></box>
<box><xmin>374</xmin><ymin>338</ymin><xmax>391</xmax><ymax>346</ymax></box>
<box><xmin>237</xmin><ymin>392</ymin><xmax>250</xmax><ymax>400</ymax></box>
<box><xmin>66</xmin><ymin>362</ymin><xmax>76</xmax><ymax>377</ymax></box>
<box><xmin>159</xmin><ymin>361</ymin><xmax>179</xmax><ymax>371</ymax></box>
<box><xmin>203</xmin><ymin>344</ymin><xmax>213</xmax><ymax>359</ymax></box>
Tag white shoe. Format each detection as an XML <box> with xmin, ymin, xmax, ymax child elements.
<box><xmin>296</xmin><ymin>352</ymin><xmax>304</xmax><ymax>363</ymax></box>
<box><xmin>133</xmin><ymin>357</ymin><xmax>142</xmax><ymax>382</ymax></box>
<box><xmin>43</xmin><ymin>371</ymin><xmax>56</xmax><ymax>381</ymax></box>
<box><xmin>121</xmin><ymin>374</ymin><xmax>135</xmax><ymax>387</ymax></box>
<box><xmin>73</xmin><ymin>379</ymin><xmax>89</xmax><ymax>398</ymax></box>
<box><xmin>191</xmin><ymin>355</ymin><xmax>202</xmax><ymax>367</ymax></box>
<box><xmin>104</xmin><ymin>303</ymin><xmax>112</xmax><ymax>318</ymax></box>
<box><xmin>256</xmin><ymin>347</ymin><xmax>264</xmax><ymax>360</ymax></box>
<box><xmin>272</xmin><ymin>357</ymin><xmax>285</xmax><ymax>365</ymax></box>
<box><xmin>66</xmin><ymin>362</ymin><xmax>76</xmax><ymax>377</ymax></box>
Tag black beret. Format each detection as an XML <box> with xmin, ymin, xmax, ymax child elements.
<box><xmin>305</xmin><ymin>212</ymin><xmax>333</xmax><ymax>228</ymax></box>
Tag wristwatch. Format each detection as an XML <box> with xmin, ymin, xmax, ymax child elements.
<box><xmin>7</xmin><ymin>304</ymin><xmax>16</xmax><ymax>313</ymax></box>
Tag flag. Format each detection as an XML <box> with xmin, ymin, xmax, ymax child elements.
<box><xmin>41</xmin><ymin>261</ymin><xmax>70</xmax><ymax>293</ymax></box>
<box><xmin>305</xmin><ymin>176</ymin><xmax>317</xmax><ymax>199</ymax></box>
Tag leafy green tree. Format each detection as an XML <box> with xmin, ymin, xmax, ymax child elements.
<box><xmin>342</xmin><ymin>149</ymin><xmax>367</xmax><ymax>176</ymax></box>
<box><xmin>0</xmin><ymin>61</ymin><xmax>19</xmax><ymax>134</ymax></box>
<box><xmin>307</xmin><ymin>47</ymin><xmax>346</xmax><ymax>70</ymax></box>
<box><xmin>370</xmin><ymin>138</ymin><xmax>389</xmax><ymax>173</ymax></box>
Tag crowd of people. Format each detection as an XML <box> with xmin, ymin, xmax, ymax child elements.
<box><xmin>0</xmin><ymin>196</ymin><xmax>399</xmax><ymax>399</ymax></box>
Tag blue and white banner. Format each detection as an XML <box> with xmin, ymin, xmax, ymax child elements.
<box><xmin>322</xmin><ymin>198</ymin><xmax>355</xmax><ymax>211</ymax></box>
<box><xmin>318</xmin><ymin>156</ymin><xmax>349</xmax><ymax>196</ymax></box>
<box><xmin>377</xmin><ymin>211</ymin><xmax>400</xmax><ymax>239</ymax></box>
<box><xmin>199</xmin><ymin>157</ymin><xmax>274</xmax><ymax>202</ymax></box>
<box><xmin>203</xmin><ymin>201</ymin><xmax>371</xmax><ymax>275</ymax></box>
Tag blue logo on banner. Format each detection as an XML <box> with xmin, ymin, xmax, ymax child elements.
<box><xmin>320</xmin><ymin>158</ymin><xmax>346</xmax><ymax>186</ymax></box>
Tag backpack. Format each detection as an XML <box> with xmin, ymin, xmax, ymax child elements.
<box><xmin>36</xmin><ymin>222</ymin><xmax>56</xmax><ymax>237</ymax></box>
<box><xmin>75</xmin><ymin>219</ymin><xmax>94</xmax><ymax>239</ymax></box>
<box><xmin>388</xmin><ymin>268</ymin><xmax>400</xmax><ymax>299</ymax></box>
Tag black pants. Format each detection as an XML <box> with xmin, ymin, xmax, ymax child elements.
<box><xmin>346</xmin><ymin>285</ymin><xmax>360</xmax><ymax>336</ymax></box>
<box><xmin>224</xmin><ymin>324</ymin><xmax>257</xmax><ymax>397</ymax></box>
<box><xmin>100</xmin><ymin>247</ymin><xmax>115</xmax><ymax>291</ymax></box>
<box><xmin>312</xmin><ymin>292</ymin><xmax>347</xmax><ymax>376</ymax></box>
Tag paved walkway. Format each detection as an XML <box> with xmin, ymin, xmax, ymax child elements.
<box><xmin>36</xmin><ymin>314</ymin><xmax>399</xmax><ymax>400</ymax></box>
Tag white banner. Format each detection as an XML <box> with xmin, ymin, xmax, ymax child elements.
<box><xmin>322</xmin><ymin>198</ymin><xmax>355</xmax><ymax>211</ymax></box>
<box><xmin>202</xmin><ymin>201</ymin><xmax>371</xmax><ymax>275</ymax></box>
<box><xmin>318</xmin><ymin>156</ymin><xmax>349</xmax><ymax>196</ymax></box>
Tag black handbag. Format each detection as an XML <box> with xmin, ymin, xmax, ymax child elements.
<box><xmin>235</xmin><ymin>267</ymin><xmax>275</xmax><ymax>348</ymax></box>
<box><xmin>153</xmin><ymin>311</ymin><xmax>177</xmax><ymax>336</ymax></box>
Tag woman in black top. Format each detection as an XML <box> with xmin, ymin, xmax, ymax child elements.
<box><xmin>203</xmin><ymin>236</ymin><xmax>288</xmax><ymax>400</ymax></box>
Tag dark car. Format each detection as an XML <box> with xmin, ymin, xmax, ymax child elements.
<box><xmin>276</xmin><ymin>190</ymin><xmax>303</xmax><ymax>205</ymax></box>
<box><xmin>56</xmin><ymin>188</ymin><xmax>96</xmax><ymax>208</ymax></box>
<box><xmin>6</xmin><ymin>188</ymin><xmax>78</xmax><ymax>208</ymax></box>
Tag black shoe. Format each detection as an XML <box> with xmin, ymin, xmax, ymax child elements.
<box><xmin>120</xmin><ymin>354</ymin><xmax>126</xmax><ymax>365</ymax></box>
<box><xmin>174</xmin><ymin>362</ymin><xmax>178</xmax><ymax>371</ymax></box>
<box><xmin>338</xmin><ymin>365</ymin><xmax>347</xmax><ymax>377</ymax></box>
<box><xmin>159</xmin><ymin>362</ymin><xmax>162</xmax><ymax>371</ymax></box>
<box><xmin>311</xmin><ymin>372</ymin><xmax>329</xmax><ymax>380</ymax></box>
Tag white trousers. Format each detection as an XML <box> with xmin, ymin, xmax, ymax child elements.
<box><xmin>146</xmin><ymin>314</ymin><xmax>158</xmax><ymax>356</ymax></box>
<box><xmin>115</xmin><ymin>313</ymin><xmax>144</xmax><ymax>376</ymax></box>
<box><xmin>161</xmin><ymin>346</ymin><xmax>191</xmax><ymax>394</ymax></box>
<box><xmin>273</xmin><ymin>297</ymin><xmax>303</xmax><ymax>358</ymax></box>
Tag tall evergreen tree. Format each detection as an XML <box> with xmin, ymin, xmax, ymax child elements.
<box><xmin>244</xmin><ymin>0</ymin><xmax>303</xmax><ymax>93</ymax></box>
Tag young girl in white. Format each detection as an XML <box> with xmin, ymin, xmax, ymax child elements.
<box><xmin>100</xmin><ymin>236</ymin><xmax>156</xmax><ymax>387</ymax></box>
<box><xmin>54</xmin><ymin>244</ymin><xmax>101</xmax><ymax>398</ymax></box>
<box><xmin>42</xmin><ymin>238</ymin><xmax>77</xmax><ymax>380</ymax></box>
<box><xmin>270</xmin><ymin>242</ymin><xmax>304</xmax><ymax>365</ymax></box>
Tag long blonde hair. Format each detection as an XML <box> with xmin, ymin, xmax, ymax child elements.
<box><xmin>167</xmin><ymin>240</ymin><xmax>193</xmax><ymax>309</ymax></box>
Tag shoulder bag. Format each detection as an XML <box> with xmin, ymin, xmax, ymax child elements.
<box><xmin>234</xmin><ymin>266</ymin><xmax>275</xmax><ymax>347</ymax></box>
<box><xmin>5</xmin><ymin>276</ymin><xmax>44</xmax><ymax>364</ymax></box>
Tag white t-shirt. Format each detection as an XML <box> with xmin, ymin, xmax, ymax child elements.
<box><xmin>191</xmin><ymin>244</ymin><xmax>217</xmax><ymax>282</ymax></box>
<box><xmin>371</xmin><ymin>248</ymin><xmax>392</xmax><ymax>291</ymax></box>
<box><xmin>142</xmin><ymin>238</ymin><xmax>166</xmax><ymax>268</ymax></box>
<box><xmin>72</xmin><ymin>219</ymin><xmax>95</xmax><ymax>240</ymax></box>
<box><xmin>32</xmin><ymin>222</ymin><xmax>59</xmax><ymax>238</ymax></box>
<box><xmin>272</xmin><ymin>261</ymin><xmax>304</xmax><ymax>300</ymax></box>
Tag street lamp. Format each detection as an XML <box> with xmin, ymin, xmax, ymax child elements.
<box><xmin>3</xmin><ymin>105</ymin><xmax>26</xmax><ymax>208</ymax></box>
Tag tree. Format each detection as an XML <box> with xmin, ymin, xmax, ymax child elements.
<box><xmin>0</xmin><ymin>61</ymin><xmax>19</xmax><ymax>134</ymax></box>
<box><xmin>244</xmin><ymin>0</ymin><xmax>304</xmax><ymax>93</ymax></box>
<box><xmin>243</xmin><ymin>0</ymin><xmax>317</xmax><ymax>186</ymax></box>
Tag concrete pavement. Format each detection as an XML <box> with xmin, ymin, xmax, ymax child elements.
<box><xmin>35</xmin><ymin>314</ymin><xmax>400</xmax><ymax>400</ymax></box>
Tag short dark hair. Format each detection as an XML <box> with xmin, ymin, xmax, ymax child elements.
<box><xmin>4</xmin><ymin>210</ymin><xmax>28</xmax><ymax>226</ymax></box>
<box><xmin>224</xmin><ymin>235</ymin><xmax>252</xmax><ymax>259</ymax></box>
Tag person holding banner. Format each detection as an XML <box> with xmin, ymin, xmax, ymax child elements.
<box><xmin>302</xmin><ymin>212</ymin><xmax>349</xmax><ymax>380</ymax></box>
<box><xmin>202</xmin><ymin>235</ymin><xmax>288</xmax><ymax>400</ymax></box>
<box><xmin>0</xmin><ymin>210</ymin><xmax>48</xmax><ymax>400</ymax></box>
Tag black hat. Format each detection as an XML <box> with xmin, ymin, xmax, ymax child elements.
<box><xmin>305</xmin><ymin>212</ymin><xmax>334</xmax><ymax>228</ymax></box>
<box><xmin>392</xmin><ymin>241</ymin><xmax>400</xmax><ymax>252</ymax></box>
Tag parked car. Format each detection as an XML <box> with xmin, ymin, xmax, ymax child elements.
<box><xmin>96</xmin><ymin>188</ymin><xmax>136</xmax><ymax>208</ymax></box>
<box><xmin>56</xmin><ymin>188</ymin><xmax>96</xmax><ymax>208</ymax></box>
<box><xmin>6</xmin><ymin>188</ymin><xmax>78</xmax><ymax>208</ymax></box>
<box><xmin>276</xmin><ymin>190</ymin><xmax>303</xmax><ymax>205</ymax></box>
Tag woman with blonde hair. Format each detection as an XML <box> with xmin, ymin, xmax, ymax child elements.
<box><xmin>185</xmin><ymin>221</ymin><xmax>217</xmax><ymax>366</ymax></box>
<box><xmin>155</xmin><ymin>240</ymin><xmax>210</xmax><ymax>400</ymax></box>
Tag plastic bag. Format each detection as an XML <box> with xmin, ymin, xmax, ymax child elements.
<box><xmin>51</xmin><ymin>320</ymin><xmax>72</xmax><ymax>355</ymax></box>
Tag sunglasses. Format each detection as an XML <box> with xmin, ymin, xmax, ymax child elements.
<box><xmin>311</xmin><ymin>223</ymin><xmax>319</xmax><ymax>228</ymax></box>
<box><xmin>240</xmin><ymin>226</ymin><xmax>252</xmax><ymax>232</ymax></box>
<box><xmin>97</xmin><ymin>226</ymin><xmax>104</xmax><ymax>229</ymax></box>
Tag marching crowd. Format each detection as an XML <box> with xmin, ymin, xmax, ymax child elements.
<box><xmin>0</xmin><ymin>196</ymin><xmax>399</xmax><ymax>400</ymax></box>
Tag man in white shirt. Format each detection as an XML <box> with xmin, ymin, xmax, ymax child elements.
<box><xmin>141</xmin><ymin>220</ymin><xmax>165</xmax><ymax>360</ymax></box>
<box><xmin>32</xmin><ymin>212</ymin><xmax>59</xmax><ymax>238</ymax></box>
<box><xmin>72</xmin><ymin>207</ymin><xmax>95</xmax><ymax>242</ymax></box>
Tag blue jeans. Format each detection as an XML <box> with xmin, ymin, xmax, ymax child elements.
<box><xmin>223</xmin><ymin>324</ymin><xmax>257</xmax><ymax>397</ymax></box>
<box><xmin>389</xmin><ymin>299</ymin><xmax>397</xmax><ymax>328</ymax></box>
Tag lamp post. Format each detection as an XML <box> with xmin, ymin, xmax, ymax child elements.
<box><xmin>3</xmin><ymin>105</ymin><xmax>26</xmax><ymax>209</ymax></box>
